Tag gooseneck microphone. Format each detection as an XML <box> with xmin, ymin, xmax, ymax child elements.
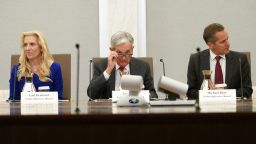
<box><xmin>239</xmin><ymin>58</ymin><xmax>245</xmax><ymax>100</ymax></box>
<box><xmin>160</xmin><ymin>59</ymin><xmax>165</xmax><ymax>76</ymax></box>
<box><xmin>75</xmin><ymin>43</ymin><xmax>80</xmax><ymax>113</ymax></box>
<box><xmin>160</xmin><ymin>59</ymin><xmax>168</xmax><ymax>100</ymax></box>
<box><xmin>89</xmin><ymin>59</ymin><xmax>93</xmax><ymax>100</ymax></box>
<box><xmin>196</xmin><ymin>47</ymin><xmax>201</xmax><ymax>53</ymax></box>
<box><xmin>196</xmin><ymin>47</ymin><xmax>201</xmax><ymax>101</ymax></box>
<box><xmin>89</xmin><ymin>60</ymin><xmax>93</xmax><ymax>83</ymax></box>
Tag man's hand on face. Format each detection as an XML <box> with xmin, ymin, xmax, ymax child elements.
<box><xmin>106</xmin><ymin>50</ymin><xmax>118</xmax><ymax>75</ymax></box>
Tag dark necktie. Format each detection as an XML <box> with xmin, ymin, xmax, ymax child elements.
<box><xmin>119</xmin><ymin>66</ymin><xmax>125</xmax><ymax>72</ymax></box>
<box><xmin>117</xmin><ymin>66</ymin><xmax>126</xmax><ymax>90</ymax></box>
<box><xmin>215</xmin><ymin>56</ymin><xmax>223</xmax><ymax>84</ymax></box>
<box><xmin>119</xmin><ymin>66</ymin><xmax>127</xmax><ymax>76</ymax></box>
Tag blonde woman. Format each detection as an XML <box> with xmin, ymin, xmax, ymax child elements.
<box><xmin>9</xmin><ymin>31</ymin><xmax>63</xmax><ymax>100</ymax></box>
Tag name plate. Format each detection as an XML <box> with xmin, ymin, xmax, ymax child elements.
<box><xmin>199</xmin><ymin>89</ymin><xmax>236</xmax><ymax>106</ymax></box>
<box><xmin>21</xmin><ymin>103</ymin><xmax>58</xmax><ymax>115</ymax></box>
<box><xmin>21</xmin><ymin>92</ymin><xmax>58</xmax><ymax>103</ymax></box>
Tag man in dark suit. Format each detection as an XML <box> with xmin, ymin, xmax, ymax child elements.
<box><xmin>187</xmin><ymin>23</ymin><xmax>252</xmax><ymax>99</ymax></box>
<box><xmin>87</xmin><ymin>31</ymin><xmax>158</xmax><ymax>100</ymax></box>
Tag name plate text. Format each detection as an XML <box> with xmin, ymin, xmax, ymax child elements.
<box><xmin>21</xmin><ymin>92</ymin><xmax>58</xmax><ymax>103</ymax></box>
<box><xmin>199</xmin><ymin>89</ymin><xmax>236</xmax><ymax>106</ymax></box>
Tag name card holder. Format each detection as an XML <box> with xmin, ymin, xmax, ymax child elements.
<box><xmin>21</xmin><ymin>103</ymin><xmax>58</xmax><ymax>115</ymax></box>
<box><xmin>112</xmin><ymin>90</ymin><xmax>150</xmax><ymax>106</ymax></box>
<box><xmin>199</xmin><ymin>89</ymin><xmax>236</xmax><ymax>107</ymax></box>
<box><xmin>21</xmin><ymin>92</ymin><xmax>58</xmax><ymax>103</ymax></box>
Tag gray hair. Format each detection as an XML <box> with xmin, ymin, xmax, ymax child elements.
<box><xmin>110</xmin><ymin>31</ymin><xmax>134</xmax><ymax>49</ymax></box>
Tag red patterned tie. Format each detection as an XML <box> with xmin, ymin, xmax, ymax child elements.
<box><xmin>119</xmin><ymin>66</ymin><xmax>125</xmax><ymax>72</ymax></box>
<box><xmin>215</xmin><ymin>56</ymin><xmax>223</xmax><ymax>84</ymax></box>
<box><xmin>119</xmin><ymin>66</ymin><xmax>127</xmax><ymax>76</ymax></box>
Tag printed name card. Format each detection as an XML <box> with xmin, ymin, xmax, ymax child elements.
<box><xmin>21</xmin><ymin>92</ymin><xmax>58</xmax><ymax>103</ymax></box>
<box><xmin>199</xmin><ymin>89</ymin><xmax>236</xmax><ymax>106</ymax></box>
<box><xmin>21</xmin><ymin>103</ymin><xmax>58</xmax><ymax>115</ymax></box>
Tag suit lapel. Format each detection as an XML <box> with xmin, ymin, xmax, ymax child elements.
<box><xmin>129</xmin><ymin>58</ymin><xmax>136</xmax><ymax>75</ymax></box>
<box><xmin>108</xmin><ymin>67</ymin><xmax>116</xmax><ymax>91</ymax></box>
<box><xmin>225</xmin><ymin>52</ymin><xmax>235</xmax><ymax>86</ymax></box>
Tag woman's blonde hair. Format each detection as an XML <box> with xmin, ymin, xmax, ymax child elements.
<box><xmin>18</xmin><ymin>30</ymin><xmax>54</xmax><ymax>82</ymax></box>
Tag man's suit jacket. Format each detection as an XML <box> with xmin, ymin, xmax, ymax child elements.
<box><xmin>187</xmin><ymin>49</ymin><xmax>252</xmax><ymax>99</ymax></box>
<box><xmin>87</xmin><ymin>57</ymin><xmax>158</xmax><ymax>99</ymax></box>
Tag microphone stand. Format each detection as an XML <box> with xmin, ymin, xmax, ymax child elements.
<box><xmin>89</xmin><ymin>60</ymin><xmax>92</xmax><ymax>83</ymax></box>
<box><xmin>196</xmin><ymin>47</ymin><xmax>201</xmax><ymax>53</ymax></box>
<box><xmin>89</xmin><ymin>59</ymin><xmax>93</xmax><ymax>101</ymax></box>
<box><xmin>75</xmin><ymin>44</ymin><xmax>80</xmax><ymax>113</ymax></box>
<box><xmin>160</xmin><ymin>59</ymin><xmax>168</xmax><ymax>100</ymax></box>
<box><xmin>196</xmin><ymin>47</ymin><xmax>201</xmax><ymax>103</ymax></box>
<box><xmin>239</xmin><ymin>58</ymin><xmax>245</xmax><ymax>100</ymax></box>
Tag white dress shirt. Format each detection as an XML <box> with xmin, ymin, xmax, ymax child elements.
<box><xmin>103</xmin><ymin>64</ymin><xmax>130</xmax><ymax>90</ymax></box>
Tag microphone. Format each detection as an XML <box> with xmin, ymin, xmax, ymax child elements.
<box><xmin>75</xmin><ymin>43</ymin><xmax>80</xmax><ymax>113</ymax></box>
<box><xmin>239</xmin><ymin>58</ymin><xmax>245</xmax><ymax>100</ymax></box>
<box><xmin>196</xmin><ymin>47</ymin><xmax>201</xmax><ymax>101</ymax></box>
<box><xmin>88</xmin><ymin>59</ymin><xmax>93</xmax><ymax>100</ymax></box>
<box><xmin>160</xmin><ymin>59</ymin><xmax>165</xmax><ymax>76</ymax></box>
<box><xmin>196</xmin><ymin>47</ymin><xmax>201</xmax><ymax>53</ymax></box>
<box><xmin>89</xmin><ymin>59</ymin><xmax>93</xmax><ymax>82</ymax></box>
<box><xmin>160</xmin><ymin>59</ymin><xmax>168</xmax><ymax>100</ymax></box>
<box><xmin>159</xmin><ymin>59</ymin><xmax>179</xmax><ymax>100</ymax></box>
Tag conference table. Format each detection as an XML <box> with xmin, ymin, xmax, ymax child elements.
<box><xmin>1</xmin><ymin>99</ymin><xmax>256</xmax><ymax>144</ymax></box>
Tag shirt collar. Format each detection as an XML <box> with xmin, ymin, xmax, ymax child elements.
<box><xmin>209</xmin><ymin>49</ymin><xmax>226</xmax><ymax>61</ymax></box>
<box><xmin>115</xmin><ymin>64</ymin><xmax>130</xmax><ymax>71</ymax></box>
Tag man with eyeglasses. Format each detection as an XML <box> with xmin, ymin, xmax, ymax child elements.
<box><xmin>87</xmin><ymin>31</ymin><xmax>158</xmax><ymax>99</ymax></box>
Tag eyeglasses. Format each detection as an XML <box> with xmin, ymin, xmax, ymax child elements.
<box><xmin>117</xmin><ymin>52</ymin><xmax>133</xmax><ymax>58</ymax></box>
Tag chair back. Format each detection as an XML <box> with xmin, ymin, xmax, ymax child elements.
<box><xmin>242</xmin><ymin>52</ymin><xmax>251</xmax><ymax>66</ymax></box>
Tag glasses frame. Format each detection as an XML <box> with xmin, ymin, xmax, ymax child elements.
<box><xmin>116</xmin><ymin>52</ymin><xmax>133</xmax><ymax>58</ymax></box>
